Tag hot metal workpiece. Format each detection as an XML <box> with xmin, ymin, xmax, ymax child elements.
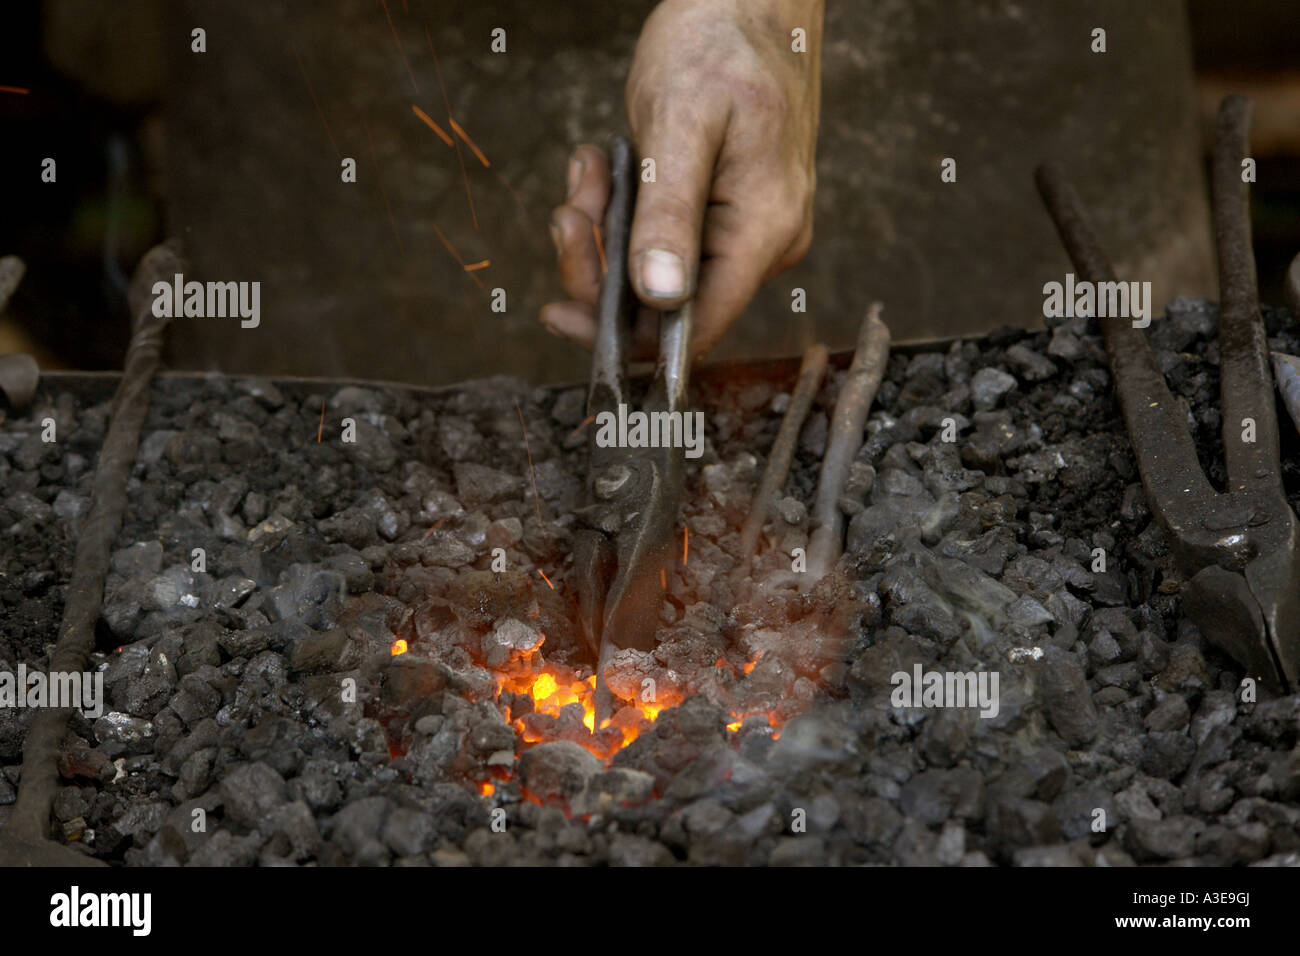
<box><xmin>1037</xmin><ymin>96</ymin><xmax>1300</xmax><ymax>691</ymax></box>
<box><xmin>571</xmin><ymin>135</ymin><xmax>694</xmax><ymax>726</ymax></box>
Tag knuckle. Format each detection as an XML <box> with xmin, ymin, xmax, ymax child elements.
<box><xmin>767</xmin><ymin>201</ymin><xmax>806</xmax><ymax>247</ymax></box>
<box><xmin>733</xmin><ymin>77</ymin><xmax>788</xmax><ymax>118</ymax></box>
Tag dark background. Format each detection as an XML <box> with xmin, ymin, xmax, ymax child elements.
<box><xmin>0</xmin><ymin>0</ymin><xmax>1296</xmax><ymax>384</ymax></box>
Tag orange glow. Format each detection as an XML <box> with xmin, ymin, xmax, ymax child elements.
<box><xmin>683</xmin><ymin>525</ymin><xmax>689</xmax><ymax>565</ymax></box>
<box><xmin>531</xmin><ymin>672</ymin><xmax>558</xmax><ymax>700</ymax></box>
<box><xmin>0</xmin><ymin>86</ymin><xmax>31</xmax><ymax>95</ymax></box>
<box><xmin>449</xmin><ymin>117</ymin><xmax>491</xmax><ymax>168</ymax></box>
<box><xmin>411</xmin><ymin>104</ymin><xmax>452</xmax><ymax>146</ymax></box>
<box><xmin>390</xmin><ymin>639</ymin><xmax>408</xmax><ymax>656</ymax></box>
<box><xmin>468</xmin><ymin>615</ymin><xmax>785</xmax><ymax>766</ymax></box>
<box><xmin>660</xmin><ymin>568</ymin><xmax>667</xmax><ymax>589</ymax></box>
<box><xmin>537</xmin><ymin>569</ymin><xmax>554</xmax><ymax>590</ymax></box>
<box><xmin>496</xmin><ymin>660</ymin><xmax>678</xmax><ymax>759</ymax></box>
<box><xmin>727</xmin><ymin>712</ymin><xmax>781</xmax><ymax>736</ymax></box>
<box><xmin>432</xmin><ymin>223</ymin><xmax>485</xmax><ymax>290</ymax></box>
<box><xmin>424</xmin><ymin>23</ymin><xmax>478</xmax><ymax>230</ymax></box>
<box><xmin>464</xmin><ymin>260</ymin><xmax>491</xmax><ymax>272</ymax></box>
<box><xmin>478</xmin><ymin>781</ymin><xmax>495</xmax><ymax>796</ymax></box>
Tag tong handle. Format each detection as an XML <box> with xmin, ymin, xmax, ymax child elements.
<box><xmin>1035</xmin><ymin>163</ymin><xmax>1216</xmax><ymax>534</ymax></box>
<box><xmin>587</xmin><ymin>135</ymin><xmax>639</xmax><ymax>434</ymax></box>
<box><xmin>1212</xmin><ymin>96</ymin><xmax>1281</xmax><ymax>495</ymax></box>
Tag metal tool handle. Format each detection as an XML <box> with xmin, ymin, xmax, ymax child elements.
<box><xmin>1212</xmin><ymin>96</ymin><xmax>1281</xmax><ymax>496</ymax></box>
<box><xmin>587</xmin><ymin>135</ymin><xmax>638</xmax><ymax>436</ymax></box>
<box><xmin>1035</xmin><ymin>163</ymin><xmax>1216</xmax><ymax>532</ymax></box>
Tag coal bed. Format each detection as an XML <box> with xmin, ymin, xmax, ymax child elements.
<box><xmin>3</xmin><ymin>298</ymin><xmax>1300</xmax><ymax>867</ymax></box>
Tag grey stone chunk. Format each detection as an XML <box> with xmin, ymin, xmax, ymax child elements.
<box><xmin>1003</xmin><ymin>344</ymin><xmax>1057</xmax><ymax>382</ymax></box>
<box><xmin>327</xmin><ymin>795</ymin><xmax>393</xmax><ymax>865</ymax></box>
<box><xmin>970</xmin><ymin>367</ymin><xmax>1017</xmax><ymax>411</ymax></box>
<box><xmin>92</xmin><ymin>712</ymin><xmax>155</xmax><ymax>758</ymax></box>
<box><xmin>1037</xmin><ymin>646</ymin><xmax>1098</xmax><ymax>746</ymax></box>
<box><xmin>111</xmin><ymin>541</ymin><xmax>164</xmax><ymax>578</ymax></box>
<box><xmin>608</xmin><ymin>834</ymin><xmax>675</xmax><ymax>867</ymax></box>
<box><xmin>454</xmin><ymin>462</ymin><xmax>523</xmax><ymax>507</ymax></box>
<box><xmin>219</xmin><ymin>761</ymin><xmax>288</xmax><ymax>828</ymax></box>
<box><xmin>519</xmin><ymin>741</ymin><xmax>602</xmax><ymax>806</ymax></box>
<box><xmin>899</xmin><ymin>768</ymin><xmax>985</xmax><ymax>826</ymax></box>
<box><xmin>1125</xmin><ymin>816</ymin><xmax>1203</xmax><ymax>862</ymax></box>
<box><xmin>381</xmin><ymin>807</ymin><xmax>435</xmax><ymax>857</ymax></box>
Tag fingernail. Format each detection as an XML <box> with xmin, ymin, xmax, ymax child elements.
<box><xmin>566</xmin><ymin>156</ymin><xmax>585</xmax><ymax>198</ymax></box>
<box><xmin>640</xmin><ymin>249</ymin><xmax>685</xmax><ymax>299</ymax></box>
<box><xmin>549</xmin><ymin>220</ymin><xmax>563</xmax><ymax>260</ymax></box>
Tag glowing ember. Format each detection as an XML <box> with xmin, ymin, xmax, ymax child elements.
<box><xmin>390</xmin><ymin>638</ymin><xmax>408</xmax><ymax>656</ymax></box>
<box><xmin>478</xmin><ymin>781</ymin><xmax>495</xmax><ymax>796</ymax></box>
<box><xmin>491</xmin><ymin>653</ymin><xmax>690</xmax><ymax>759</ymax></box>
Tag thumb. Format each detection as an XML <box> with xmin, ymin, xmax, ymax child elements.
<box><xmin>628</xmin><ymin>110</ymin><xmax>723</xmax><ymax>309</ymax></box>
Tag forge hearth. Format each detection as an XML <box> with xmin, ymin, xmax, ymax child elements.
<box><xmin>4</xmin><ymin>299</ymin><xmax>1300</xmax><ymax>867</ymax></box>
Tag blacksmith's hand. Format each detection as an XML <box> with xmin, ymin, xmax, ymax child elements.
<box><xmin>539</xmin><ymin>0</ymin><xmax>823</xmax><ymax>360</ymax></box>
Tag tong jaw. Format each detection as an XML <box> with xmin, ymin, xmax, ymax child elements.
<box><xmin>1037</xmin><ymin>96</ymin><xmax>1300</xmax><ymax>692</ymax></box>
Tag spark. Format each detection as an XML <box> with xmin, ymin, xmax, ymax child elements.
<box><xmin>660</xmin><ymin>568</ymin><xmax>667</xmax><ymax>589</ymax></box>
<box><xmin>463</xmin><ymin>259</ymin><xmax>491</xmax><ymax>272</ymax></box>
<box><xmin>569</xmin><ymin>414</ymin><xmax>596</xmax><ymax>439</ymax></box>
<box><xmin>517</xmin><ymin>400</ymin><xmax>544</xmax><ymax>526</ymax></box>
<box><xmin>421</xmin><ymin>518</ymin><xmax>446</xmax><ymax>540</ymax></box>
<box><xmin>317</xmin><ymin>399</ymin><xmax>325</xmax><ymax>442</ymax></box>
<box><xmin>425</xmin><ymin>24</ymin><xmax>477</xmax><ymax>230</ymax></box>
<box><xmin>593</xmin><ymin>222</ymin><xmax>607</xmax><ymax>274</ymax></box>
<box><xmin>363</xmin><ymin>114</ymin><xmax>404</xmax><ymax>253</ymax></box>
<box><xmin>432</xmin><ymin>223</ymin><xmax>484</xmax><ymax>289</ymax></box>
<box><xmin>683</xmin><ymin>524</ymin><xmax>689</xmax><ymax>565</ymax></box>
<box><xmin>390</xmin><ymin>638</ymin><xmax>408</xmax><ymax>656</ymax></box>
<box><xmin>291</xmin><ymin>45</ymin><xmax>339</xmax><ymax>159</ymax></box>
<box><xmin>537</xmin><ymin>569</ymin><xmax>555</xmax><ymax>590</ymax></box>
<box><xmin>411</xmin><ymin>104</ymin><xmax>453</xmax><ymax>146</ymax></box>
<box><xmin>0</xmin><ymin>86</ymin><xmax>30</xmax><ymax>95</ymax></box>
<box><xmin>380</xmin><ymin>0</ymin><xmax>419</xmax><ymax>94</ymax></box>
<box><xmin>478</xmin><ymin>781</ymin><xmax>495</xmax><ymax>796</ymax></box>
<box><xmin>449</xmin><ymin>117</ymin><xmax>490</xmax><ymax>168</ymax></box>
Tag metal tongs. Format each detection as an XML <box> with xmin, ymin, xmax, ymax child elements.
<box><xmin>1037</xmin><ymin>96</ymin><xmax>1300</xmax><ymax>691</ymax></box>
<box><xmin>572</xmin><ymin>136</ymin><xmax>694</xmax><ymax>726</ymax></box>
